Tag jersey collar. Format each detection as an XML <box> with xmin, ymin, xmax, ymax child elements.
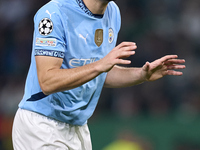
<box><xmin>76</xmin><ymin>0</ymin><xmax>104</xmax><ymax>18</ymax></box>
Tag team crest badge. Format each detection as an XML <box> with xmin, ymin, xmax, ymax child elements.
<box><xmin>95</xmin><ymin>29</ymin><xmax>103</xmax><ymax>47</ymax></box>
<box><xmin>108</xmin><ymin>28</ymin><xmax>114</xmax><ymax>44</ymax></box>
<box><xmin>38</xmin><ymin>18</ymin><xmax>53</xmax><ymax>36</ymax></box>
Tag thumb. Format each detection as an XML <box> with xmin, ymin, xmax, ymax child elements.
<box><xmin>143</xmin><ymin>61</ymin><xmax>150</xmax><ymax>72</ymax></box>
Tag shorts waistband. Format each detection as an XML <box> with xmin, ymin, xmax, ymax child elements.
<box><xmin>18</xmin><ymin>108</ymin><xmax>69</xmax><ymax>127</ymax></box>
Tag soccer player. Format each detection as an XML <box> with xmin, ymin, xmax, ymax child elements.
<box><xmin>12</xmin><ymin>0</ymin><xmax>185</xmax><ymax>149</ymax></box>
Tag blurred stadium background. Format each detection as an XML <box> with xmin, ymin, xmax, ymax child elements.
<box><xmin>0</xmin><ymin>0</ymin><xmax>200</xmax><ymax>149</ymax></box>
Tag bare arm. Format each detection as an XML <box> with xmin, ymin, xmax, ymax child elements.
<box><xmin>105</xmin><ymin>55</ymin><xmax>186</xmax><ymax>88</ymax></box>
<box><xmin>104</xmin><ymin>65</ymin><xmax>144</xmax><ymax>88</ymax></box>
<box><xmin>36</xmin><ymin>42</ymin><xmax>137</xmax><ymax>95</ymax></box>
<box><xmin>36</xmin><ymin>56</ymin><xmax>103</xmax><ymax>95</ymax></box>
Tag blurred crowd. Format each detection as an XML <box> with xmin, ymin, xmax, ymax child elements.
<box><xmin>98</xmin><ymin>0</ymin><xmax>200</xmax><ymax>119</ymax></box>
<box><xmin>0</xmin><ymin>0</ymin><xmax>200</xmax><ymax>149</ymax></box>
<box><xmin>0</xmin><ymin>0</ymin><xmax>50</xmax><ymax>149</ymax></box>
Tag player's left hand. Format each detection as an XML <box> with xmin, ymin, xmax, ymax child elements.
<box><xmin>141</xmin><ymin>55</ymin><xmax>186</xmax><ymax>81</ymax></box>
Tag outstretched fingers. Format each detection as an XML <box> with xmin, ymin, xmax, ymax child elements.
<box><xmin>166</xmin><ymin>70</ymin><xmax>183</xmax><ymax>76</ymax></box>
<box><xmin>157</xmin><ymin>55</ymin><xmax>185</xmax><ymax>70</ymax></box>
<box><xmin>114</xmin><ymin>42</ymin><xmax>137</xmax><ymax>64</ymax></box>
<box><xmin>117</xmin><ymin>46</ymin><xmax>136</xmax><ymax>58</ymax></box>
<box><xmin>164</xmin><ymin>59</ymin><xmax>185</xmax><ymax>65</ymax></box>
<box><xmin>116</xmin><ymin>42</ymin><xmax>136</xmax><ymax>49</ymax></box>
<box><xmin>164</xmin><ymin>57</ymin><xmax>185</xmax><ymax>76</ymax></box>
<box><xmin>167</xmin><ymin>64</ymin><xmax>186</xmax><ymax>70</ymax></box>
<box><xmin>116</xmin><ymin>59</ymin><xmax>132</xmax><ymax>65</ymax></box>
<box><xmin>148</xmin><ymin>55</ymin><xmax>178</xmax><ymax>70</ymax></box>
<box><xmin>159</xmin><ymin>55</ymin><xmax>178</xmax><ymax>63</ymax></box>
<box><xmin>142</xmin><ymin>55</ymin><xmax>186</xmax><ymax>81</ymax></box>
<box><xmin>163</xmin><ymin>57</ymin><xmax>185</xmax><ymax>71</ymax></box>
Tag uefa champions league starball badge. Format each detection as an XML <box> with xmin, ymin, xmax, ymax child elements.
<box><xmin>38</xmin><ymin>18</ymin><xmax>53</xmax><ymax>36</ymax></box>
<box><xmin>108</xmin><ymin>28</ymin><xmax>114</xmax><ymax>44</ymax></box>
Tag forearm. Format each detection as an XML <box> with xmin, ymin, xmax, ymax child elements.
<box><xmin>39</xmin><ymin>61</ymin><xmax>102</xmax><ymax>95</ymax></box>
<box><xmin>37</xmin><ymin>42</ymin><xmax>138</xmax><ymax>94</ymax></box>
<box><xmin>104</xmin><ymin>65</ymin><xmax>146</xmax><ymax>88</ymax></box>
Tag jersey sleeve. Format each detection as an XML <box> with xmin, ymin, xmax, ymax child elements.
<box><xmin>115</xmin><ymin>3</ymin><xmax>121</xmax><ymax>33</ymax></box>
<box><xmin>111</xmin><ymin>1</ymin><xmax>121</xmax><ymax>33</ymax></box>
<box><xmin>33</xmin><ymin>5</ymin><xmax>66</xmax><ymax>59</ymax></box>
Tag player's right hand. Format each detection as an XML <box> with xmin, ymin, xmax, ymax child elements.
<box><xmin>97</xmin><ymin>42</ymin><xmax>137</xmax><ymax>72</ymax></box>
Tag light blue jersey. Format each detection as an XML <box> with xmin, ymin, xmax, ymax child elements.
<box><xmin>19</xmin><ymin>0</ymin><xmax>121</xmax><ymax>125</ymax></box>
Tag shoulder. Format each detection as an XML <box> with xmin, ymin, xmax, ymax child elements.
<box><xmin>34</xmin><ymin>0</ymin><xmax>78</xmax><ymax>23</ymax></box>
<box><xmin>108</xmin><ymin>1</ymin><xmax>120</xmax><ymax>14</ymax></box>
<box><xmin>107</xmin><ymin>1</ymin><xmax>121</xmax><ymax>32</ymax></box>
<box><xmin>34</xmin><ymin>2</ymin><xmax>61</xmax><ymax>20</ymax></box>
<box><xmin>33</xmin><ymin>0</ymin><xmax>66</xmax><ymax>34</ymax></box>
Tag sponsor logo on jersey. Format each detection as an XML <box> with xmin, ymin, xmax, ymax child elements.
<box><xmin>35</xmin><ymin>49</ymin><xmax>64</xmax><ymax>58</ymax></box>
<box><xmin>79</xmin><ymin>33</ymin><xmax>88</xmax><ymax>44</ymax></box>
<box><xmin>36</xmin><ymin>38</ymin><xmax>56</xmax><ymax>47</ymax></box>
<box><xmin>69</xmin><ymin>58</ymin><xmax>99</xmax><ymax>68</ymax></box>
<box><xmin>95</xmin><ymin>29</ymin><xmax>103</xmax><ymax>47</ymax></box>
<box><xmin>45</xmin><ymin>10</ymin><xmax>55</xmax><ymax>19</ymax></box>
<box><xmin>108</xmin><ymin>28</ymin><xmax>114</xmax><ymax>44</ymax></box>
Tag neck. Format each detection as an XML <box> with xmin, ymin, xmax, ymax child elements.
<box><xmin>83</xmin><ymin>0</ymin><xmax>109</xmax><ymax>15</ymax></box>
